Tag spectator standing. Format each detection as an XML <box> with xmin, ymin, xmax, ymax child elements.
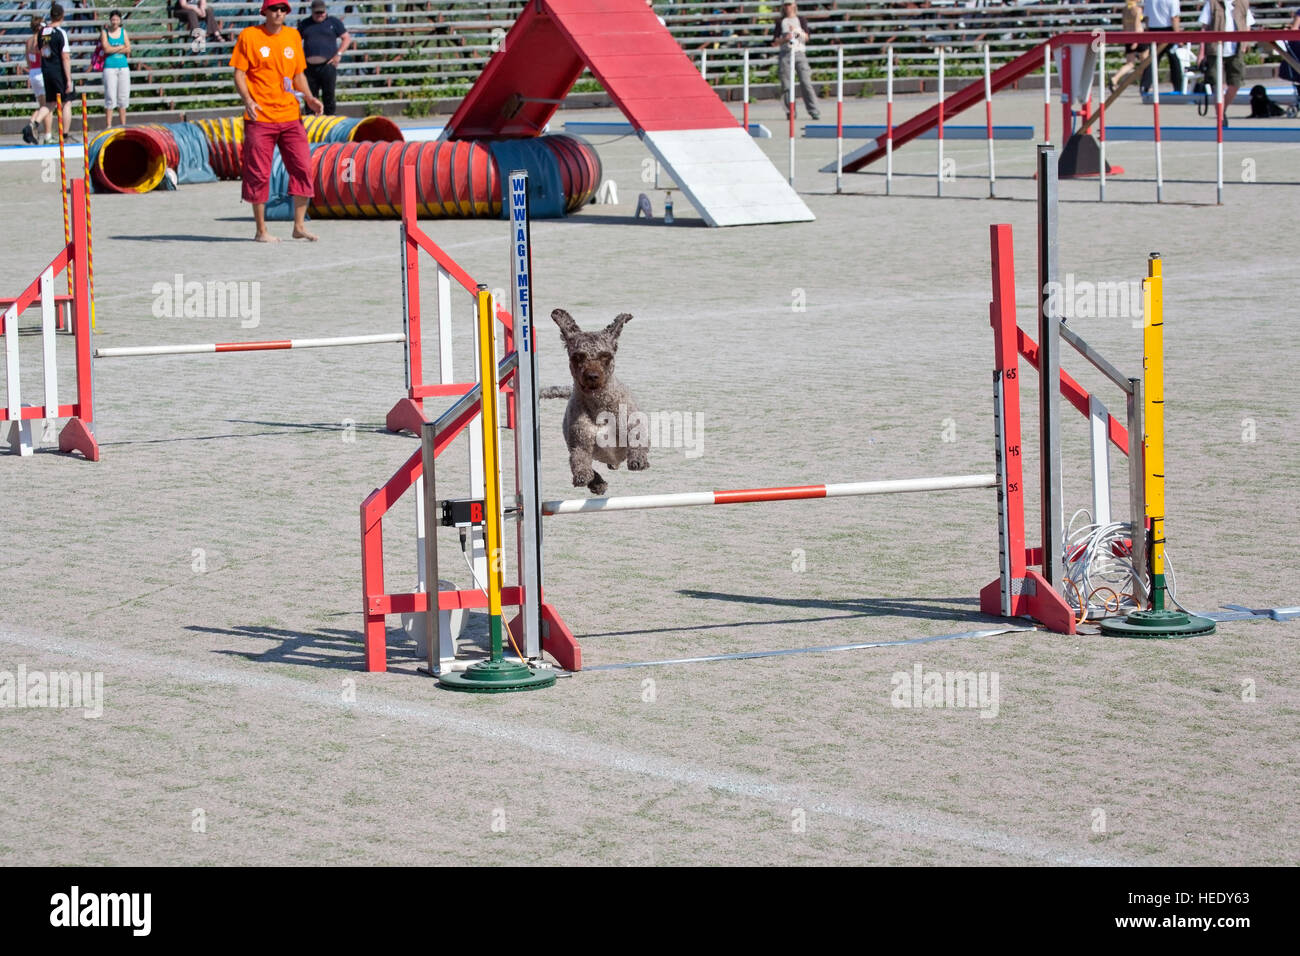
<box><xmin>1141</xmin><ymin>0</ymin><xmax>1184</xmax><ymax>94</ymax></box>
<box><xmin>1199</xmin><ymin>0</ymin><xmax>1254</xmax><ymax>120</ymax></box>
<box><xmin>1278</xmin><ymin>8</ymin><xmax>1300</xmax><ymax>84</ymax></box>
<box><xmin>22</xmin><ymin>15</ymin><xmax>53</xmax><ymax>144</ymax></box>
<box><xmin>232</xmin><ymin>0</ymin><xmax>324</xmax><ymax>241</ymax></box>
<box><xmin>1109</xmin><ymin>0</ymin><xmax>1145</xmax><ymax>92</ymax></box>
<box><xmin>299</xmin><ymin>0</ymin><xmax>353</xmax><ymax>114</ymax></box>
<box><xmin>100</xmin><ymin>10</ymin><xmax>132</xmax><ymax>128</ymax></box>
<box><xmin>771</xmin><ymin>1</ymin><xmax>821</xmax><ymax>120</ymax></box>
<box><xmin>39</xmin><ymin>3</ymin><xmax>74</xmax><ymax>143</ymax></box>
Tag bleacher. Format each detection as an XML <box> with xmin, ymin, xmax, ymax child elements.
<box><xmin>2</xmin><ymin>1</ymin><xmax>1297</xmax><ymax>122</ymax></box>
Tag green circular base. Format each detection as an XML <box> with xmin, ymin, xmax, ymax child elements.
<box><xmin>1099</xmin><ymin>608</ymin><xmax>1217</xmax><ymax>639</ymax></box>
<box><xmin>436</xmin><ymin>658</ymin><xmax>557</xmax><ymax>693</ymax></box>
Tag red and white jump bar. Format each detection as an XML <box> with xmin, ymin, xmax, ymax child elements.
<box><xmin>542</xmin><ymin>473</ymin><xmax>997</xmax><ymax>516</ymax></box>
<box><xmin>94</xmin><ymin>332</ymin><xmax>405</xmax><ymax>359</ymax></box>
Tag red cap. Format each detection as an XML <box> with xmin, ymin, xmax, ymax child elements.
<box><xmin>261</xmin><ymin>0</ymin><xmax>290</xmax><ymax>13</ymax></box>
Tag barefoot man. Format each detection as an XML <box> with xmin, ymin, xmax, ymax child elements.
<box><xmin>232</xmin><ymin>0</ymin><xmax>323</xmax><ymax>242</ymax></box>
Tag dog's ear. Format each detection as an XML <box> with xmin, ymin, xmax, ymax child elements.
<box><xmin>604</xmin><ymin>313</ymin><xmax>632</xmax><ymax>340</ymax></box>
<box><xmin>551</xmin><ymin>308</ymin><xmax>581</xmax><ymax>341</ymax></box>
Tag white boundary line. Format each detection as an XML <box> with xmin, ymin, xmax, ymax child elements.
<box><xmin>0</xmin><ymin>625</ymin><xmax>1136</xmax><ymax>866</ymax></box>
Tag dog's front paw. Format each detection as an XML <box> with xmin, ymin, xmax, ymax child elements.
<box><xmin>572</xmin><ymin>468</ymin><xmax>595</xmax><ymax>488</ymax></box>
<box><xmin>627</xmin><ymin>449</ymin><xmax>650</xmax><ymax>471</ymax></box>
<box><xmin>587</xmin><ymin>472</ymin><xmax>608</xmax><ymax>495</ymax></box>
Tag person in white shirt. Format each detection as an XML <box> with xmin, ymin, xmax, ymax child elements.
<box><xmin>1141</xmin><ymin>0</ymin><xmax>1184</xmax><ymax>93</ymax></box>
<box><xmin>771</xmin><ymin>1</ymin><xmax>821</xmax><ymax>120</ymax></box>
<box><xmin>1199</xmin><ymin>0</ymin><xmax>1255</xmax><ymax>119</ymax></box>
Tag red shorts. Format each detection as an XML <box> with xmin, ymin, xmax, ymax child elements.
<box><xmin>241</xmin><ymin>118</ymin><xmax>314</xmax><ymax>204</ymax></box>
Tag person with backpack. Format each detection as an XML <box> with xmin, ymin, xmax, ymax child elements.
<box><xmin>99</xmin><ymin>10</ymin><xmax>132</xmax><ymax>129</ymax></box>
<box><xmin>21</xmin><ymin>16</ymin><xmax>53</xmax><ymax>144</ymax></box>
<box><xmin>1198</xmin><ymin>0</ymin><xmax>1255</xmax><ymax>124</ymax></box>
<box><xmin>39</xmin><ymin>3</ymin><xmax>74</xmax><ymax>143</ymax></box>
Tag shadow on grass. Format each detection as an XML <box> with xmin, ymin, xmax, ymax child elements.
<box><xmin>186</xmin><ymin>623</ymin><xmax>399</xmax><ymax>671</ymax></box>
<box><xmin>577</xmin><ymin>590</ymin><xmax>991</xmax><ymax>639</ymax></box>
<box><xmin>108</xmin><ymin>234</ymin><xmax>249</xmax><ymax>242</ymax></box>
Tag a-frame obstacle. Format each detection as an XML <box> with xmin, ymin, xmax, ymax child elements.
<box><xmin>443</xmin><ymin>0</ymin><xmax>813</xmax><ymax>228</ymax></box>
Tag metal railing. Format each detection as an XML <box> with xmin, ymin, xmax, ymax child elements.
<box><xmin>3</xmin><ymin>1</ymin><xmax>1296</xmax><ymax>118</ymax></box>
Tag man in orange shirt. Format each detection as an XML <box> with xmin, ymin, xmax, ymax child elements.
<box><xmin>231</xmin><ymin>0</ymin><xmax>324</xmax><ymax>242</ymax></box>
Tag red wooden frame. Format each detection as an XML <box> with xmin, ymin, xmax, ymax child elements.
<box><xmin>1</xmin><ymin>179</ymin><xmax>98</xmax><ymax>461</ymax></box>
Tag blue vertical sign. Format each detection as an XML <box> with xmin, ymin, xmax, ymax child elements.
<box><xmin>509</xmin><ymin>170</ymin><xmax>543</xmax><ymax>660</ymax></box>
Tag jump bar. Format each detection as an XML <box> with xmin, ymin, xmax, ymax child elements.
<box><xmin>542</xmin><ymin>474</ymin><xmax>997</xmax><ymax>516</ymax></box>
<box><xmin>94</xmin><ymin>332</ymin><xmax>406</xmax><ymax>358</ymax></box>
<box><xmin>804</xmin><ymin>124</ymin><xmax>1034</xmax><ymax>140</ymax></box>
<box><xmin>1103</xmin><ymin>125</ymin><xmax>1300</xmax><ymax>142</ymax></box>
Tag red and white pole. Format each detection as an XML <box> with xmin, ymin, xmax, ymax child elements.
<box><xmin>1152</xmin><ymin>43</ymin><xmax>1164</xmax><ymax>202</ymax></box>
<box><xmin>543</xmin><ymin>474</ymin><xmax>997</xmax><ymax>516</ymax></box>
<box><xmin>787</xmin><ymin>45</ymin><xmax>795</xmax><ymax>187</ymax></box>
<box><xmin>742</xmin><ymin>49</ymin><xmax>750</xmax><ymax>134</ymax></box>
<box><xmin>836</xmin><ymin>45</ymin><xmax>843</xmax><ymax>194</ymax></box>
<box><xmin>94</xmin><ymin>333</ymin><xmax>406</xmax><ymax>359</ymax></box>
<box><xmin>1098</xmin><ymin>39</ymin><xmax>1107</xmax><ymax>202</ymax></box>
<box><xmin>937</xmin><ymin>46</ymin><xmax>945</xmax><ymax>197</ymax></box>
<box><xmin>885</xmin><ymin>45</ymin><xmax>894</xmax><ymax>195</ymax></box>
<box><xmin>1215</xmin><ymin>53</ymin><xmax>1224</xmax><ymax>205</ymax></box>
<box><xmin>1043</xmin><ymin>43</ymin><xmax>1051</xmax><ymax>142</ymax></box>
<box><xmin>984</xmin><ymin>44</ymin><xmax>996</xmax><ymax>198</ymax></box>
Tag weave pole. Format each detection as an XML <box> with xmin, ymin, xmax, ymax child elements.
<box><xmin>1098</xmin><ymin>39</ymin><xmax>1107</xmax><ymax>202</ymax></box>
<box><xmin>936</xmin><ymin>46</ymin><xmax>945</xmax><ymax>197</ymax></box>
<box><xmin>437</xmin><ymin>286</ymin><xmax>555</xmax><ymax>692</ymax></box>
<box><xmin>79</xmin><ymin>94</ymin><xmax>96</xmax><ymax>331</ymax></box>
<box><xmin>984</xmin><ymin>44</ymin><xmax>996</xmax><ymax>197</ymax></box>
<box><xmin>1215</xmin><ymin>54</ymin><xmax>1224</xmax><ymax>205</ymax></box>
<box><xmin>835</xmin><ymin>45</ymin><xmax>843</xmax><ymax>194</ymax></box>
<box><xmin>1100</xmin><ymin>254</ymin><xmax>1215</xmax><ymax>638</ymax></box>
<box><xmin>1151</xmin><ymin>43</ymin><xmax>1164</xmax><ymax>202</ymax></box>
<box><xmin>1043</xmin><ymin>44</ymin><xmax>1051</xmax><ymax>142</ymax></box>
<box><xmin>94</xmin><ymin>333</ymin><xmax>405</xmax><ymax>358</ymax></box>
<box><xmin>787</xmin><ymin>47</ymin><xmax>796</xmax><ymax>186</ymax></box>
<box><xmin>543</xmin><ymin>474</ymin><xmax>997</xmax><ymax>516</ymax></box>
<box><xmin>742</xmin><ymin>49</ymin><xmax>750</xmax><ymax>133</ymax></box>
<box><xmin>885</xmin><ymin>46</ymin><xmax>894</xmax><ymax>195</ymax></box>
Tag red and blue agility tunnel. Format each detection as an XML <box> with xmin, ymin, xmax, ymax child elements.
<box><xmin>195</xmin><ymin>114</ymin><xmax>402</xmax><ymax>180</ymax></box>
<box><xmin>265</xmin><ymin>135</ymin><xmax>601</xmax><ymax>220</ymax></box>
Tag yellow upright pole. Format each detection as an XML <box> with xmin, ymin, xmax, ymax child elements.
<box><xmin>1102</xmin><ymin>252</ymin><xmax>1214</xmax><ymax>637</ymax></box>
<box><xmin>1143</xmin><ymin>253</ymin><xmax>1166</xmax><ymax>610</ymax></box>
<box><xmin>436</xmin><ymin>286</ymin><xmax>555</xmax><ymax>691</ymax></box>
<box><xmin>476</xmin><ymin>285</ymin><xmax>505</xmax><ymax>648</ymax></box>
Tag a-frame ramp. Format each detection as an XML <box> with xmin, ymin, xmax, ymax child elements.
<box><xmin>444</xmin><ymin>0</ymin><xmax>813</xmax><ymax>228</ymax></box>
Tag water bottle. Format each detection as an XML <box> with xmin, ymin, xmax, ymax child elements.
<box><xmin>664</xmin><ymin>191</ymin><xmax>674</xmax><ymax>225</ymax></box>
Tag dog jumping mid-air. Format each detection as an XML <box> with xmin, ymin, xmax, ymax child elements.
<box><xmin>541</xmin><ymin>308</ymin><xmax>649</xmax><ymax>495</ymax></box>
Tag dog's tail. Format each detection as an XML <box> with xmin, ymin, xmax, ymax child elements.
<box><xmin>539</xmin><ymin>385</ymin><xmax>572</xmax><ymax>399</ymax></box>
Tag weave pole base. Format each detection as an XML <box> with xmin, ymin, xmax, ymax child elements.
<box><xmin>58</xmin><ymin>417</ymin><xmax>100</xmax><ymax>461</ymax></box>
<box><xmin>386</xmin><ymin>397</ymin><xmax>427</xmax><ymax>436</ymax></box>
<box><xmin>1099</xmin><ymin>608</ymin><xmax>1216</xmax><ymax>639</ymax></box>
<box><xmin>1058</xmin><ymin>131</ymin><xmax>1123</xmax><ymax>178</ymax></box>
<box><xmin>436</xmin><ymin>658</ymin><xmax>557</xmax><ymax>693</ymax></box>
